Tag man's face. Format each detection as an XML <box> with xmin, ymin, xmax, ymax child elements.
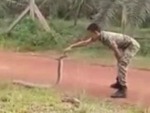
<box><xmin>87</xmin><ymin>30</ymin><xmax>98</xmax><ymax>37</ymax></box>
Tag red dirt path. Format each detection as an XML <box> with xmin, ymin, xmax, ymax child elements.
<box><xmin>0</xmin><ymin>51</ymin><xmax>150</xmax><ymax>107</ymax></box>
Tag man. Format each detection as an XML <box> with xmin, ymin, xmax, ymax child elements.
<box><xmin>64</xmin><ymin>23</ymin><xmax>140</xmax><ymax>98</ymax></box>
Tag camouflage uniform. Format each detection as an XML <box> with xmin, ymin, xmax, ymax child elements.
<box><xmin>100</xmin><ymin>31</ymin><xmax>140</xmax><ymax>86</ymax></box>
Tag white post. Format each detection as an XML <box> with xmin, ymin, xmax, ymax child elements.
<box><xmin>30</xmin><ymin>0</ymin><xmax>35</xmax><ymax>20</ymax></box>
<box><xmin>7</xmin><ymin>6</ymin><xmax>30</xmax><ymax>33</ymax></box>
<box><xmin>34</xmin><ymin>3</ymin><xmax>51</xmax><ymax>32</ymax></box>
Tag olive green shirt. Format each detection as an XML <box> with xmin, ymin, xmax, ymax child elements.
<box><xmin>100</xmin><ymin>31</ymin><xmax>138</xmax><ymax>49</ymax></box>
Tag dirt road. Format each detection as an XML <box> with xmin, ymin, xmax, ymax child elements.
<box><xmin>0</xmin><ymin>51</ymin><xmax>149</xmax><ymax>107</ymax></box>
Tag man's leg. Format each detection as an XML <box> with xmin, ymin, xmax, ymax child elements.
<box><xmin>117</xmin><ymin>57</ymin><xmax>129</xmax><ymax>87</ymax></box>
<box><xmin>110</xmin><ymin>77</ymin><xmax>120</xmax><ymax>89</ymax></box>
<box><xmin>111</xmin><ymin>44</ymin><xmax>140</xmax><ymax>98</ymax></box>
<box><xmin>110</xmin><ymin>49</ymin><xmax>124</xmax><ymax>89</ymax></box>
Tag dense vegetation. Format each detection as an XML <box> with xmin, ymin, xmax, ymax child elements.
<box><xmin>0</xmin><ymin>0</ymin><xmax>150</xmax><ymax>55</ymax></box>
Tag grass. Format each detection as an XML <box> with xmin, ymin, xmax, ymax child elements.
<box><xmin>0</xmin><ymin>82</ymin><xmax>147</xmax><ymax>113</ymax></box>
<box><xmin>66</xmin><ymin>47</ymin><xmax>150</xmax><ymax>69</ymax></box>
<box><xmin>132</xmin><ymin>56</ymin><xmax>150</xmax><ymax>69</ymax></box>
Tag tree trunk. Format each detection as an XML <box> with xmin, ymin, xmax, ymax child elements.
<box><xmin>121</xmin><ymin>5</ymin><xmax>127</xmax><ymax>34</ymax></box>
<box><xmin>74</xmin><ymin>0</ymin><xmax>84</xmax><ymax>26</ymax></box>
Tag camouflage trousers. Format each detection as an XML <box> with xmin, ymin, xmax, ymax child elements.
<box><xmin>117</xmin><ymin>39</ymin><xmax>140</xmax><ymax>86</ymax></box>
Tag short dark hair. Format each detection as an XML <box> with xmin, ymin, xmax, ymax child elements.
<box><xmin>87</xmin><ymin>23</ymin><xmax>101</xmax><ymax>32</ymax></box>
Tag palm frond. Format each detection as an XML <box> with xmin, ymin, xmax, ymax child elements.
<box><xmin>91</xmin><ymin>0</ymin><xmax>121</xmax><ymax>28</ymax></box>
<box><xmin>127</xmin><ymin>0</ymin><xmax>150</xmax><ymax>27</ymax></box>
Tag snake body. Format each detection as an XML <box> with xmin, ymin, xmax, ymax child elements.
<box><xmin>56</xmin><ymin>54</ymin><xmax>67</xmax><ymax>85</ymax></box>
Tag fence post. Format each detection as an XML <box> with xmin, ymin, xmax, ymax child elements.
<box><xmin>30</xmin><ymin>0</ymin><xmax>35</xmax><ymax>20</ymax></box>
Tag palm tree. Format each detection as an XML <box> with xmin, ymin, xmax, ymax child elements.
<box><xmin>91</xmin><ymin>0</ymin><xmax>150</xmax><ymax>34</ymax></box>
<box><xmin>73</xmin><ymin>0</ymin><xmax>85</xmax><ymax>26</ymax></box>
<box><xmin>127</xmin><ymin>0</ymin><xmax>150</xmax><ymax>28</ymax></box>
<box><xmin>2</xmin><ymin>0</ymin><xmax>150</xmax><ymax>30</ymax></box>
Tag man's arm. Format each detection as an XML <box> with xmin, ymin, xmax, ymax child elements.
<box><xmin>64</xmin><ymin>37</ymin><xmax>96</xmax><ymax>52</ymax></box>
<box><xmin>111</xmin><ymin>41</ymin><xmax>122</xmax><ymax>60</ymax></box>
<box><xmin>70</xmin><ymin>37</ymin><xmax>93</xmax><ymax>48</ymax></box>
<box><xmin>64</xmin><ymin>34</ymin><xmax>100</xmax><ymax>52</ymax></box>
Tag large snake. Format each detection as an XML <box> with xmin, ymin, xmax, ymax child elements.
<box><xmin>55</xmin><ymin>53</ymin><xmax>67</xmax><ymax>85</ymax></box>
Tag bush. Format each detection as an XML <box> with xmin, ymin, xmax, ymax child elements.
<box><xmin>0</xmin><ymin>18</ymin><xmax>89</xmax><ymax>52</ymax></box>
<box><xmin>0</xmin><ymin>18</ymin><xmax>65</xmax><ymax>51</ymax></box>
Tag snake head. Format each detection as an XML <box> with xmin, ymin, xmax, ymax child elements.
<box><xmin>56</xmin><ymin>53</ymin><xmax>68</xmax><ymax>60</ymax></box>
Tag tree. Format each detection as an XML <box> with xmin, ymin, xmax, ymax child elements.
<box><xmin>91</xmin><ymin>0</ymin><xmax>150</xmax><ymax>34</ymax></box>
<box><xmin>1</xmin><ymin>0</ymin><xmax>150</xmax><ymax>29</ymax></box>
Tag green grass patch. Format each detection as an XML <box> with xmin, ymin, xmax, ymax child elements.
<box><xmin>132</xmin><ymin>56</ymin><xmax>150</xmax><ymax>69</ymax></box>
<box><xmin>67</xmin><ymin>47</ymin><xmax>150</xmax><ymax>69</ymax></box>
<box><xmin>0</xmin><ymin>83</ymin><xmax>147</xmax><ymax>113</ymax></box>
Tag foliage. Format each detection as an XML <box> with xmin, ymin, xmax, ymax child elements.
<box><xmin>1</xmin><ymin>0</ymin><xmax>150</xmax><ymax>28</ymax></box>
<box><xmin>0</xmin><ymin>18</ymin><xmax>87</xmax><ymax>51</ymax></box>
<box><xmin>0</xmin><ymin>18</ymin><xmax>149</xmax><ymax>56</ymax></box>
<box><xmin>0</xmin><ymin>0</ymin><xmax>150</xmax><ymax>55</ymax></box>
<box><xmin>0</xmin><ymin>18</ymin><xmax>60</xmax><ymax>51</ymax></box>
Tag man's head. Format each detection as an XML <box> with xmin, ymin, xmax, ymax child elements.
<box><xmin>86</xmin><ymin>23</ymin><xmax>101</xmax><ymax>37</ymax></box>
<box><xmin>87</xmin><ymin>23</ymin><xmax>101</xmax><ymax>33</ymax></box>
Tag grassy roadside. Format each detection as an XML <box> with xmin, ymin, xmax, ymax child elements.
<box><xmin>64</xmin><ymin>46</ymin><xmax>150</xmax><ymax>70</ymax></box>
<box><xmin>40</xmin><ymin>48</ymin><xmax>150</xmax><ymax>70</ymax></box>
<box><xmin>0</xmin><ymin>83</ymin><xmax>146</xmax><ymax>113</ymax></box>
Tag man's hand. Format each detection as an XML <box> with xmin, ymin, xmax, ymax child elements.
<box><xmin>115</xmin><ymin>51</ymin><xmax>122</xmax><ymax>61</ymax></box>
<box><xmin>64</xmin><ymin>46</ymin><xmax>72</xmax><ymax>53</ymax></box>
<box><xmin>111</xmin><ymin>41</ymin><xmax>122</xmax><ymax>61</ymax></box>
